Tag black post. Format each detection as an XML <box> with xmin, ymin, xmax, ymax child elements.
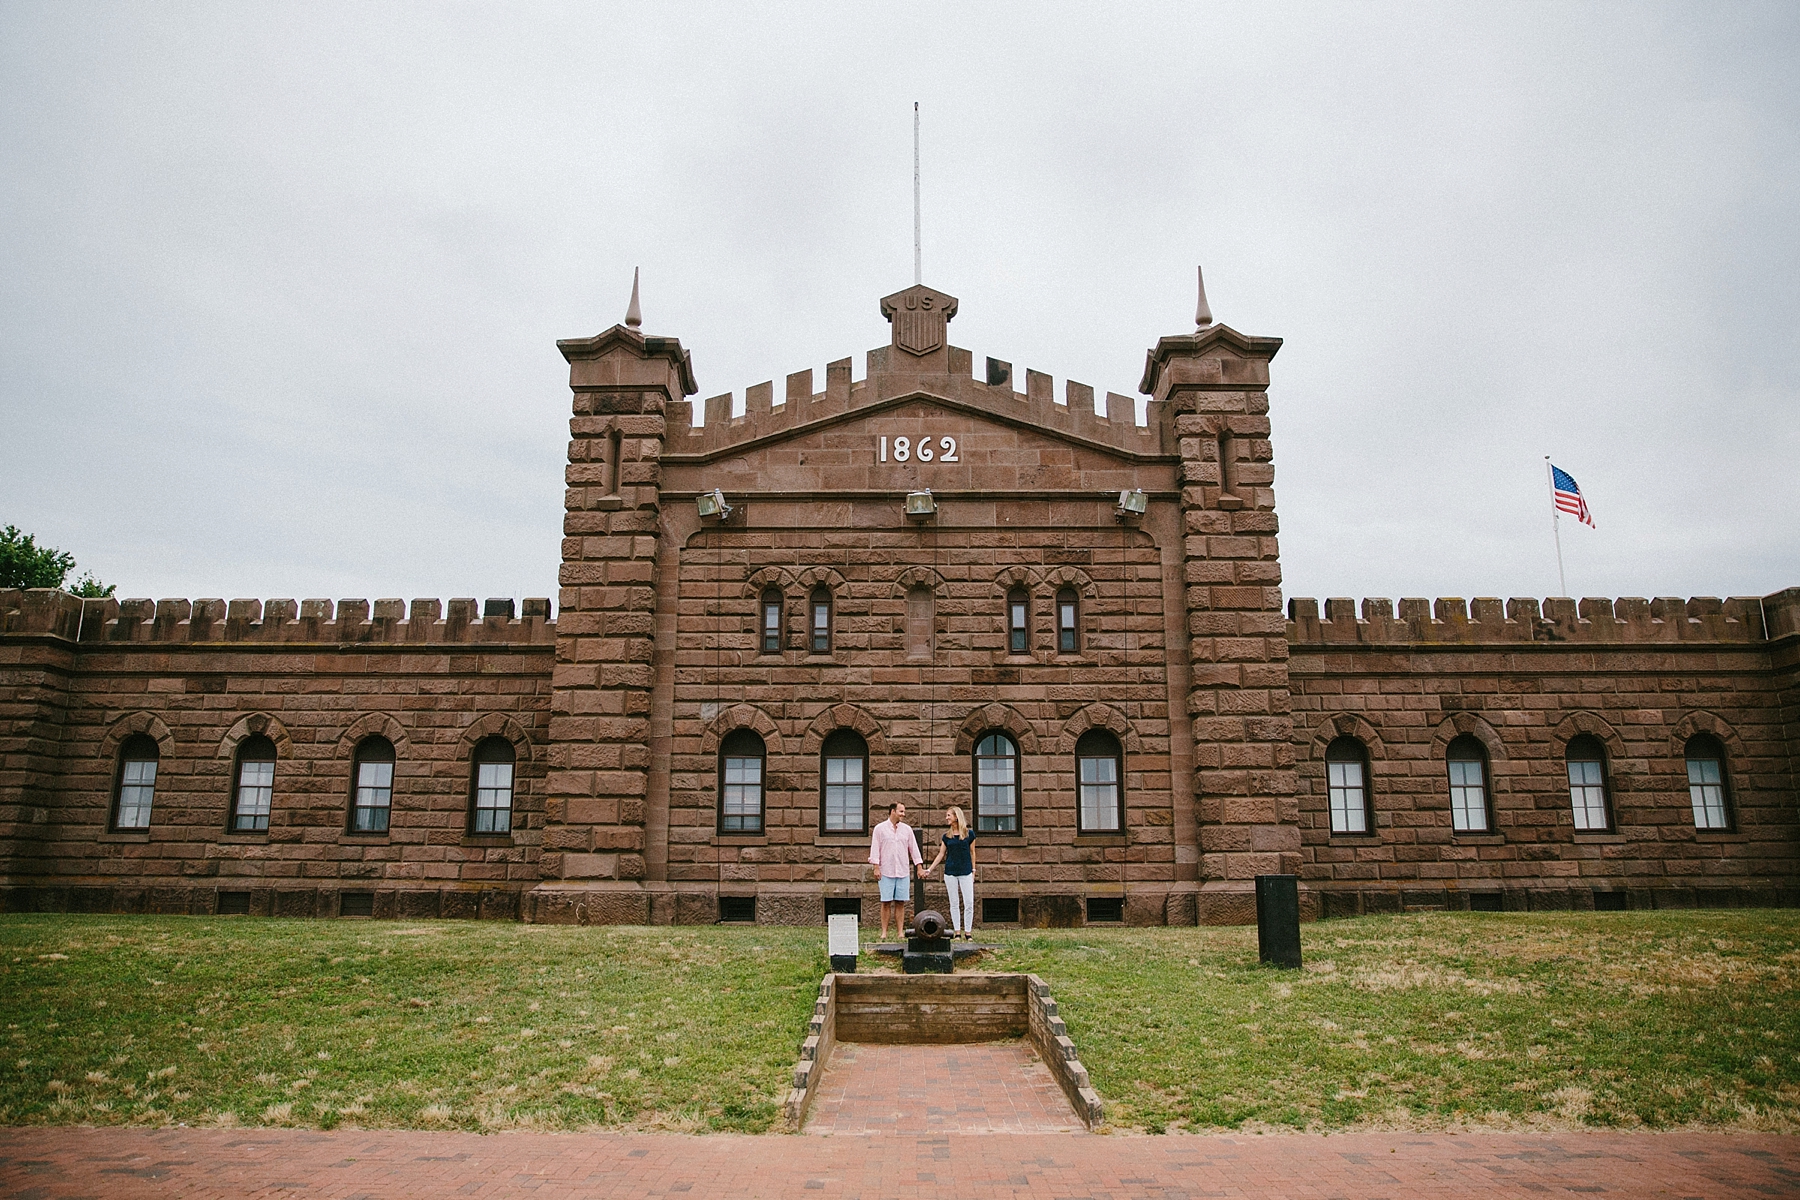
<box><xmin>1255</xmin><ymin>874</ymin><xmax>1302</xmax><ymax>969</ymax></box>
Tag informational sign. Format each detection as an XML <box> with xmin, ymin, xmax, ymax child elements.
<box><xmin>827</xmin><ymin>913</ymin><xmax>859</xmax><ymax>959</ymax></box>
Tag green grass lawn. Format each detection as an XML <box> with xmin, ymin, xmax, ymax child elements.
<box><xmin>1</xmin><ymin>910</ymin><xmax>1797</xmax><ymax>1134</ymax></box>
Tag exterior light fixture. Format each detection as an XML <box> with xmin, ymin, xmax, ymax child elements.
<box><xmin>1116</xmin><ymin>489</ymin><xmax>1149</xmax><ymax>518</ymax></box>
<box><xmin>696</xmin><ymin>489</ymin><xmax>732</xmax><ymax>520</ymax></box>
<box><xmin>905</xmin><ymin>489</ymin><xmax>937</xmax><ymax>519</ymax></box>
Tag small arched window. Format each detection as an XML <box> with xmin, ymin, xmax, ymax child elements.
<box><xmin>1075</xmin><ymin>729</ymin><xmax>1122</xmax><ymax>833</ymax></box>
<box><xmin>349</xmin><ymin>736</ymin><xmax>396</xmax><ymax>833</ymax></box>
<box><xmin>1007</xmin><ymin>588</ymin><xmax>1030</xmax><ymax>654</ymax></box>
<box><xmin>1684</xmin><ymin>733</ymin><xmax>1732</xmax><ymax>830</ymax></box>
<box><xmin>231</xmin><ymin>733</ymin><xmax>278</xmax><ymax>832</ymax></box>
<box><xmin>719</xmin><ymin>728</ymin><xmax>766</xmax><ymax>834</ymax></box>
<box><xmin>820</xmin><ymin>729</ymin><xmax>868</xmax><ymax>834</ymax></box>
<box><xmin>471</xmin><ymin>736</ymin><xmax>516</xmax><ymax>834</ymax></box>
<box><xmin>1566</xmin><ymin>734</ymin><xmax>1611</xmax><ymax>832</ymax></box>
<box><xmin>112</xmin><ymin>733</ymin><xmax>159</xmax><ymax>831</ymax></box>
<box><xmin>1056</xmin><ymin>588</ymin><xmax>1080</xmax><ymax>654</ymax></box>
<box><xmin>1446</xmin><ymin>735</ymin><xmax>1491</xmax><ymax>833</ymax></box>
<box><xmin>1325</xmin><ymin>736</ymin><xmax>1372</xmax><ymax>835</ymax></box>
<box><xmin>760</xmin><ymin>589</ymin><xmax>784</xmax><ymax>654</ymax></box>
<box><xmin>973</xmin><ymin>732</ymin><xmax>1020</xmax><ymax>833</ymax></box>
<box><xmin>810</xmin><ymin>587</ymin><xmax>833</xmax><ymax>654</ymax></box>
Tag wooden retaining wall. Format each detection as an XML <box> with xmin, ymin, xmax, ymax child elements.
<box><xmin>783</xmin><ymin>972</ymin><xmax>1102</xmax><ymax>1131</ymax></box>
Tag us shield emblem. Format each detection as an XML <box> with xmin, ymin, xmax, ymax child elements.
<box><xmin>880</xmin><ymin>285</ymin><xmax>959</xmax><ymax>358</ymax></box>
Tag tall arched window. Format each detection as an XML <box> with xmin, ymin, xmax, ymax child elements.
<box><xmin>1446</xmin><ymin>735</ymin><xmax>1491</xmax><ymax>833</ymax></box>
<box><xmin>973</xmin><ymin>732</ymin><xmax>1020</xmax><ymax>833</ymax></box>
<box><xmin>1566</xmin><ymin>735</ymin><xmax>1611</xmax><ymax>832</ymax></box>
<box><xmin>719</xmin><ymin>728</ymin><xmax>766</xmax><ymax>834</ymax></box>
<box><xmin>810</xmin><ymin>587</ymin><xmax>833</xmax><ymax>654</ymax></box>
<box><xmin>820</xmin><ymin>729</ymin><xmax>868</xmax><ymax>834</ymax></box>
<box><xmin>760</xmin><ymin>589</ymin><xmax>783</xmax><ymax>654</ymax></box>
<box><xmin>1684</xmin><ymin>733</ymin><xmax>1732</xmax><ymax>830</ymax></box>
<box><xmin>349</xmin><ymin>736</ymin><xmax>396</xmax><ymax>833</ymax></box>
<box><xmin>1007</xmin><ymin>588</ymin><xmax>1030</xmax><ymax>654</ymax></box>
<box><xmin>231</xmin><ymin>734</ymin><xmax>277</xmax><ymax>832</ymax></box>
<box><xmin>1056</xmin><ymin>588</ymin><xmax>1080</xmax><ymax>654</ymax></box>
<box><xmin>112</xmin><ymin>733</ymin><xmax>159</xmax><ymax>831</ymax></box>
<box><xmin>1075</xmin><ymin>729</ymin><xmax>1122</xmax><ymax>833</ymax></box>
<box><xmin>471</xmin><ymin>736</ymin><xmax>516</xmax><ymax>833</ymax></box>
<box><xmin>1325</xmin><ymin>736</ymin><xmax>1372</xmax><ymax>835</ymax></box>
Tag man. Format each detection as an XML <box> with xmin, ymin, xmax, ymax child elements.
<box><xmin>868</xmin><ymin>801</ymin><xmax>925</xmax><ymax>941</ymax></box>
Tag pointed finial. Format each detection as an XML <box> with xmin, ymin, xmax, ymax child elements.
<box><xmin>625</xmin><ymin>267</ymin><xmax>642</xmax><ymax>329</ymax></box>
<box><xmin>1195</xmin><ymin>265</ymin><xmax>1214</xmax><ymax>328</ymax></box>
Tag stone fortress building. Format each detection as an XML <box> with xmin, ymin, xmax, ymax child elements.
<box><xmin>3</xmin><ymin>277</ymin><xmax>1797</xmax><ymax>926</ymax></box>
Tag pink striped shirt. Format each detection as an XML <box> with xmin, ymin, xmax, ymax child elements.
<box><xmin>868</xmin><ymin>819</ymin><xmax>922</xmax><ymax>878</ymax></box>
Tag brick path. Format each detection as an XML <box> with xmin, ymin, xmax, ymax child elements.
<box><xmin>804</xmin><ymin>1040</ymin><xmax>1084</xmax><ymax>1134</ymax></box>
<box><xmin>3</xmin><ymin>1127</ymin><xmax>1797</xmax><ymax>1198</ymax></box>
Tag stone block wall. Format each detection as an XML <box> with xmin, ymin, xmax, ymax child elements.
<box><xmin>1287</xmin><ymin>591</ymin><xmax>1800</xmax><ymax>913</ymax></box>
<box><xmin>0</xmin><ymin>589</ymin><xmax>553</xmax><ymax>915</ymax></box>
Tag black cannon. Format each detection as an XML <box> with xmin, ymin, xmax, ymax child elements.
<box><xmin>904</xmin><ymin>909</ymin><xmax>953</xmax><ymax>973</ymax></box>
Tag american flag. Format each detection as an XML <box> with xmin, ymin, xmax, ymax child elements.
<box><xmin>1550</xmin><ymin>464</ymin><xmax>1595</xmax><ymax>528</ymax></box>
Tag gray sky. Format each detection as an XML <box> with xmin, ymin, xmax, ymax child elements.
<box><xmin>3</xmin><ymin>2</ymin><xmax>1796</xmax><ymax>612</ymax></box>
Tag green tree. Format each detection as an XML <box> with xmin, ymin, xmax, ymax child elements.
<box><xmin>0</xmin><ymin>525</ymin><xmax>116</xmax><ymax>597</ymax></box>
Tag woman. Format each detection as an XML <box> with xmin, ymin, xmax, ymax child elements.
<box><xmin>925</xmin><ymin>806</ymin><xmax>977</xmax><ymax>940</ymax></box>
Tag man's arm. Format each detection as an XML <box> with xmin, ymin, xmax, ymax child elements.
<box><xmin>868</xmin><ymin>823</ymin><xmax>884</xmax><ymax>868</ymax></box>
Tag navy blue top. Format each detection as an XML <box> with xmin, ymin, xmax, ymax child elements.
<box><xmin>941</xmin><ymin>831</ymin><xmax>976</xmax><ymax>877</ymax></box>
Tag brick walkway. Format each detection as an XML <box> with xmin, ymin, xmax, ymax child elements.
<box><xmin>804</xmin><ymin>1040</ymin><xmax>1084</xmax><ymax>1134</ymax></box>
<box><xmin>3</xmin><ymin>1127</ymin><xmax>1797</xmax><ymax>1198</ymax></box>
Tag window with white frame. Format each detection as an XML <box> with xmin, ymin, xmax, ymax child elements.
<box><xmin>231</xmin><ymin>734</ymin><xmax>277</xmax><ymax>832</ymax></box>
<box><xmin>113</xmin><ymin>733</ymin><xmax>159</xmax><ymax>830</ymax></box>
<box><xmin>349</xmin><ymin>736</ymin><xmax>395</xmax><ymax>833</ymax></box>
<box><xmin>974</xmin><ymin>732</ymin><xmax>1020</xmax><ymax>832</ymax></box>
<box><xmin>472</xmin><ymin>736</ymin><xmax>516</xmax><ymax>833</ymax></box>
<box><xmin>1325</xmin><ymin>736</ymin><xmax>1371</xmax><ymax>834</ymax></box>
<box><xmin>1075</xmin><ymin>728</ymin><xmax>1122</xmax><ymax>832</ymax></box>
<box><xmin>1685</xmin><ymin>734</ymin><xmax>1732</xmax><ymax>830</ymax></box>
<box><xmin>820</xmin><ymin>728</ymin><xmax>867</xmax><ymax>833</ymax></box>
<box><xmin>720</xmin><ymin>728</ymin><xmax>765</xmax><ymax>833</ymax></box>
<box><xmin>1565</xmin><ymin>735</ymin><xmax>1611</xmax><ymax>831</ymax></box>
<box><xmin>1446</xmin><ymin>735</ymin><xmax>1491</xmax><ymax>833</ymax></box>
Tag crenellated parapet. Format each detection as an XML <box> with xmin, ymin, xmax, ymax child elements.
<box><xmin>0</xmin><ymin>590</ymin><xmax>555</xmax><ymax>646</ymax></box>
<box><xmin>664</xmin><ymin>285</ymin><xmax>1166</xmax><ymax>464</ymax></box>
<box><xmin>1286</xmin><ymin>592</ymin><xmax>1797</xmax><ymax>647</ymax></box>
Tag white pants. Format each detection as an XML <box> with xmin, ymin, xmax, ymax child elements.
<box><xmin>943</xmin><ymin>873</ymin><xmax>974</xmax><ymax>933</ymax></box>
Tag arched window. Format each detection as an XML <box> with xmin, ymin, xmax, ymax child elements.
<box><xmin>231</xmin><ymin>734</ymin><xmax>277</xmax><ymax>832</ymax></box>
<box><xmin>1007</xmin><ymin>588</ymin><xmax>1030</xmax><ymax>654</ymax></box>
<box><xmin>112</xmin><ymin>733</ymin><xmax>159</xmax><ymax>831</ymax></box>
<box><xmin>1056</xmin><ymin>588</ymin><xmax>1079</xmax><ymax>654</ymax></box>
<box><xmin>1325</xmin><ymin>736</ymin><xmax>1372</xmax><ymax>835</ymax></box>
<box><xmin>719</xmin><ymin>728</ymin><xmax>766</xmax><ymax>834</ymax></box>
<box><xmin>810</xmin><ymin>587</ymin><xmax>833</xmax><ymax>654</ymax></box>
<box><xmin>820</xmin><ymin>729</ymin><xmax>868</xmax><ymax>834</ymax></box>
<box><xmin>1075</xmin><ymin>729</ymin><xmax>1122</xmax><ymax>833</ymax></box>
<box><xmin>973</xmin><ymin>732</ymin><xmax>1020</xmax><ymax>833</ymax></box>
<box><xmin>1684</xmin><ymin>733</ymin><xmax>1732</xmax><ymax>830</ymax></box>
<box><xmin>471</xmin><ymin>736</ymin><xmax>516</xmax><ymax>834</ymax></box>
<box><xmin>1566</xmin><ymin>734</ymin><xmax>1611</xmax><ymax>832</ymax></box>
<box><xmin>1446</xmin><ymin>735</ymin><xmax>1491</xmax><ymax>833</ymax></box>
<box><xmin>349</xmin><ymin>736</ymin><xmax>396</xmax><ymax>833</ymax></box>
<box><xmin>760</xmin><ymin>589</ymin><xmax>783</xmax><ymax>655</ymax></box>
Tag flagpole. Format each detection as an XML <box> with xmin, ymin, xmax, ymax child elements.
<box><xmin>1545</xmin><ymin>456</ymin><xmax>1567</xmax><ymax>597</ymax></box>
<box><xmin>913</xmin><ymin>102</ymin><xmax>922</xmax><ymax>286</ymax></box>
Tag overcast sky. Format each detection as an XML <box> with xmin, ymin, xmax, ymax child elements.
<box><xmin>3</xmin><ymin>2</ymin><xmax>1796</xmax><ymax>613</ymax></box>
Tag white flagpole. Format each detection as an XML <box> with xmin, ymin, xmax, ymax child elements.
<box><xmin>913</xmin><ymin>102</ymin><xmax>922</xmax><ymax>286</ymax></box>
<box><xmin>1545</xmin><ymin>456</ymin><xmax>1567</xmax><ymax>597</ymax></box>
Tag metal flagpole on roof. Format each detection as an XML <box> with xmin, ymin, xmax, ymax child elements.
<box><xmin>1545</xmin><ymin>456</ymin><xmax>1567</xmax><ymax>597</ymax></box>
<box><xmin>913</xmin><ymin>102</ymin><xmax>922</xmax><ymax>287</ymax></box>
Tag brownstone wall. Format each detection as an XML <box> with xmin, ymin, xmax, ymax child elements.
<box><xmin>1287</xmin><ymin>592</ymin><xmax>1800</xmax><ymax>914</ymax></box>
<box><xmin>0</xmin><ymin>589</ymin><xmax>553</xmax><ymax>917</ymax></box>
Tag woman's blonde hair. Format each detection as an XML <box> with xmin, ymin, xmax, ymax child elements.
<box><xmin>946</xmin><ymin>806</ymin><xmax>969</xmax><ymax>837</ymax></box>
